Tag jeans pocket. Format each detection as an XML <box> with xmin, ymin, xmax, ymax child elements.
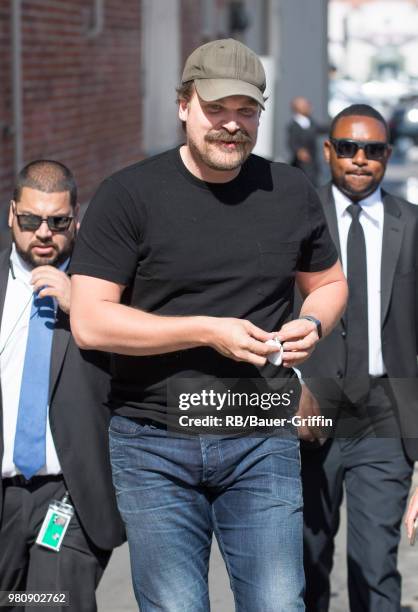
<box><xmin>109</xmin><ymin>415</ymin><xmax>148</xmax><ymax>437</ymax></box>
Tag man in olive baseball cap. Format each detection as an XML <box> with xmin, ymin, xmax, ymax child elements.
<box><xmin>181</xmin><ymin>38</ymin><xmax>266</xmax><ymax>108</ymax></box>
<box><xmin>176</xmin><ymin>38</ymin><xmax>268</xmax><ymax>178</ymax></box>
<box><xmin>70</xmin><ymin>34</ymin><xmax>346</xmax><ymax>612</ymax></box>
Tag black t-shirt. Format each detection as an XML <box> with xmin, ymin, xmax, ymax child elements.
<box><xmin>70</xmin><ymin>147</ymin><xmax>338</xmax><ymax>424</ymax></box>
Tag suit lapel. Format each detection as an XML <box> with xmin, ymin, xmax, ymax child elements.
<box><xmin>0</xmin><ymin>249</ymin><xmax>12</xmax><ymax>324</ymax></box>
<box><xmin>381</xmin><ymin>191</ymin><xmax>403</xmax><ymax>326</ymax></box>
<box><xmin>318</xmin><ymin>186</ymin><xmax>404</xmax><ymax>327</ymax></box>
<box><xmin>318</xmin><ymin>184</ymin><xmax>342</xmax><ymax>261</ymax></box>
<box><xmin>49</xmin><ymin>308</ymin><xmax>71</xmax><ymax>403</ymax></box>
<box><xmin>0</xmin><ymin>248</ymin><xmax>12</xmax><ymax>467</ymax></box>
<box><xmin>318</xmin><ymin>184</ymin><xmax>346</xmax><ymax>327</ymax></box>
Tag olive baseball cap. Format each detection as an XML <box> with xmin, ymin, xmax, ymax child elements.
<box><xmin>181</xmin><ymin>38</ymin><xmax>266</xmax><ymax>109</ymax></box>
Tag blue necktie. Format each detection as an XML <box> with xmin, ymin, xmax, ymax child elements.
<box><xmin>13</xmin><ymin>294</ymin><xmax>55</xmax><ymax>479</ymax></box>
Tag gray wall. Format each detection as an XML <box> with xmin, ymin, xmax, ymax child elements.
<box><xmin>141</xmin><ymin>0</ymin><xmax>181</xmax><ymax>156</ymax></box>
<box><xmin>274</xmin><ymin>0</ymin><xmax>329</xmax><ymax>161</ymax></box>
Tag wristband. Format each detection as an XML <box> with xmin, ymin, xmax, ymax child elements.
<box><xmin>300</xmin><ymin>315</ymin><xmax>322</xmax><ymax>339</ymax></box>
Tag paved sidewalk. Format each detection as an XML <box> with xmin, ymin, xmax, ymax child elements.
<box><xmin>97</xmin><ymin>467</ymin><xmax>418</xmax><ymax>611</ymax></box>
<box><xmin>328</xmin><ymin>466</ymin><xmax>418</xmax><ymax>612</ymax></box>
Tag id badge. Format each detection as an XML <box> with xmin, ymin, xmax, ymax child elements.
<box><xmin>36</xmin><ymin>496</ymin><xmax>74</xmax><ymax>552</ymax></box>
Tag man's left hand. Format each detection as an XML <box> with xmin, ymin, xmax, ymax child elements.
<box><xmin>31</xmin><ymin>266</ymin><xmax>71</xmax><ymax>314</ymax></box>
<box><xmin>275</xmin><ymin>318</ymin><xmax>319</xmax><ymax>367</ymax></box>
<box><xmin>296</xmin><ymin>384</ymin><xmax>324</xmax><ymax>442</ymax></box>
<box><xmin>405</xmin><ymin>487</ymin><xmax>418</xmax><ymax>543</ymax></box>
<box><xmin>296</xmin><ymin>147</ymin><xmax>312</xmax><ymax>163</ymax></box>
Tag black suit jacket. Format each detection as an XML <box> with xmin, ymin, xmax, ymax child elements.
<box><xmin>287</xmin><ymin>119</ymin><xmax>319</xmax><ymax>185</ymax></box>
<box><xmin>300</xmin><ymin>184</ymin><xmax>418</xmax><ymax>460</ymax></box>
<box><xmin>0</xmin><ymin>249</ymin><xmax>125</xmax><ymax>549</ymax></box>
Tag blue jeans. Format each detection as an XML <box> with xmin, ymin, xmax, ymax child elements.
<box><xmin>109</xmin><ymin>416</ymin><xmax>305</xmax><ymax>612</ymax></box>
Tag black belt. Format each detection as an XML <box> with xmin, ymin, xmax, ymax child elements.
<box><xmin>2</xmin><ymin>474</ymin><xmax>63</xmax><ymax>488</ymax></box>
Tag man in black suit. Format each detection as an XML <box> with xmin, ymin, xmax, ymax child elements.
<box><xmin>298</xmin><ymin>104</ymin><xmax>418</xmax><ymax>612</ymax></box>
<box><xmin>0</xmin><ymin>160</ymin><xmax>125</xmax><ymax>611</ymax></box>
<box><xmin>287</xmin><ymin>96</ymin><xmax>321</xmax><ymax>186</ymax></box>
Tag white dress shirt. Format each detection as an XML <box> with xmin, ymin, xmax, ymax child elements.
<box><xmin>0</xmin><ymin>245</ymin><xmax>61</xmax><ymax>477</ymax></box>
<box><xmin>332</xmin><ymin>185</ymin><xmax>386</xmax><ymax>376</ymax></box>
<box><xmin>293</xmin><ymin>113</ymin><xmax>311</xmax><ymax>129</ymax></box>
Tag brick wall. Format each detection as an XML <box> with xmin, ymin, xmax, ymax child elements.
<box><xmin>0</xmin><ymin>2</ymin><xmax>13</xmax><ymax>217</ymax></box>
<box><xmin>0</xmin><ymin>0</ymin><xmax>142</xmax><ymax>216</ymax></box>
<box><xmin>0</xmin><ymin>0</ymin><xmax>236</xmax><ymax>224</ymax></box>
<box><xmin>180</xmin><ymin>0</ymin><xmax>203</xmax><ymax>62</ymax></box>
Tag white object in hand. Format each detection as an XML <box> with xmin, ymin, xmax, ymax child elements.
<box><xmin>265</xmin><ymin>338</ymin><xmax>283</xmax><ymax>366</ymax></box>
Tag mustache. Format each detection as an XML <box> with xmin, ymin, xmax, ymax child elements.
<box><xmin>205</xmin><ymin>129</ymin><xmax>252</xmax><ymax>144</ymax></box>
<box><xmin>30</xmin><ymin>239</ymin><xmax>57</xmax><ymax>249</ymax></box>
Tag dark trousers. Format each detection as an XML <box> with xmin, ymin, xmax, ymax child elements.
<box><xmin>0</xmin><ymin>477</ymin><xmax>111</xmax><ymax>612</ymax></box>
<box><xmin>301</xmin><ymin>381</ymin><xmax>414</xmax><ymax>612</ymax></box>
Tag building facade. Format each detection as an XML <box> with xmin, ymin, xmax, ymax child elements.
<box><xmin>1</xmin><ymin>0</ymin><xmax>329</xmax><ymax>227</ymax></box>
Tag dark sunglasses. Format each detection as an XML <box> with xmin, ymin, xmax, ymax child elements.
<box><xmin>15</xmin><ymin>212</ymin><xmax>74</xmax><ymax>232</ymax></box>
<box><xmin>330</xmin><ymin>138</ymin><xmax>389</xmax><ymax>161</ymax></box>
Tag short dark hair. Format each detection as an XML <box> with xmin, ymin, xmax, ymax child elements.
<box><xmin>176</xmin><ymin>80</ymin><xmax>195</xmax><ymax>105</ymax></box>
<box><xmin>176</xmin><ymin>81</ymin><xmax>195</xmax><ymax>133</ymax></box>
<box><xmin>330</xmin><ymin>104</ymin><xmax>390</xmax><ymax>140</ymax></box>
<box><xmin>13</xmin><ymin>160</ymin><xmax>77</xmax><ymax>209</ymax></box>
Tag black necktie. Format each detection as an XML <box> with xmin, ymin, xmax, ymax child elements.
<box><xmin>345</xmin><ymin>203</ymin><xmax>369</xmax><ymax>402</ymax></box>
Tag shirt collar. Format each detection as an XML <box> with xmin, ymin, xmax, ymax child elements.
<box><xmin>293</xmin><ymin>113</ymin><xmax>311</xmax><ymax>129</ymax></box>
<box><xmin>332</xmin><ymin>185</ymin><xmax>383</xmax><ymax>224</ymax></box>
<box><xmin>9</xmin><ymin>244</ymin><xmax>33</xmax><ymax>285</ymax></box>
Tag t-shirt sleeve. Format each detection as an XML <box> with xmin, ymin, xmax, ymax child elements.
<box><xmin>298</xmin><ymin>180</ymin><xmax>338</xmax><ymax>272</ymax></box>
<box><xmin>69</xmin><ymin>177</ymin><xmax>143</xmax><ymax>285</ymax></box>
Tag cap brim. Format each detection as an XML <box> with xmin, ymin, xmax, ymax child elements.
<box><xmin>195</xmin><ymin>78</ymin><xmax>265</xmax><ymax>109</ymax></box>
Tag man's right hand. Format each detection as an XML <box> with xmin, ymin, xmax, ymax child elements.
<box><xmin>31</xmin><ymin>266</ymin><xmax>71</xmax><ymax>314</ymax></box>
<box><xmin>205</xmin><ymin>318</ymin><xmax>278</xmax><ymax>367</ymax></box>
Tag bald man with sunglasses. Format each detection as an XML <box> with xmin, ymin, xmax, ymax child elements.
<box><xmin>297</xmin><ymin>104</ymin><xmax>418</xmax><ymax>612</ymax></box>
<box><xmin>0</xmin><ymin>160</ymin><xmax>124</xmax><ymax>612</ymax></box>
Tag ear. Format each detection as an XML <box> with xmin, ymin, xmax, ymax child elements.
<box><xmin>323</xmin><ymin>140</ymin><xmax>331</xmax><ymax>164</ymax></box>
<box><xmin>385</xmin><ymin>144</ymin><xmax>393</xmax><ymax>164</ymax></box>
<box><xmin>8</xmin><ymin>201</ymin><xmax>15</xmax><ymax>229</ymax></box>
<box><xmin>74</xmin><ymin>203</ymin><xmax>81</xmax><ymax>231</ymax></box>
<box><xmin>178</xmin><ymin>98</ymin><xmax>189</xmax><ymax>122</ymax></box>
